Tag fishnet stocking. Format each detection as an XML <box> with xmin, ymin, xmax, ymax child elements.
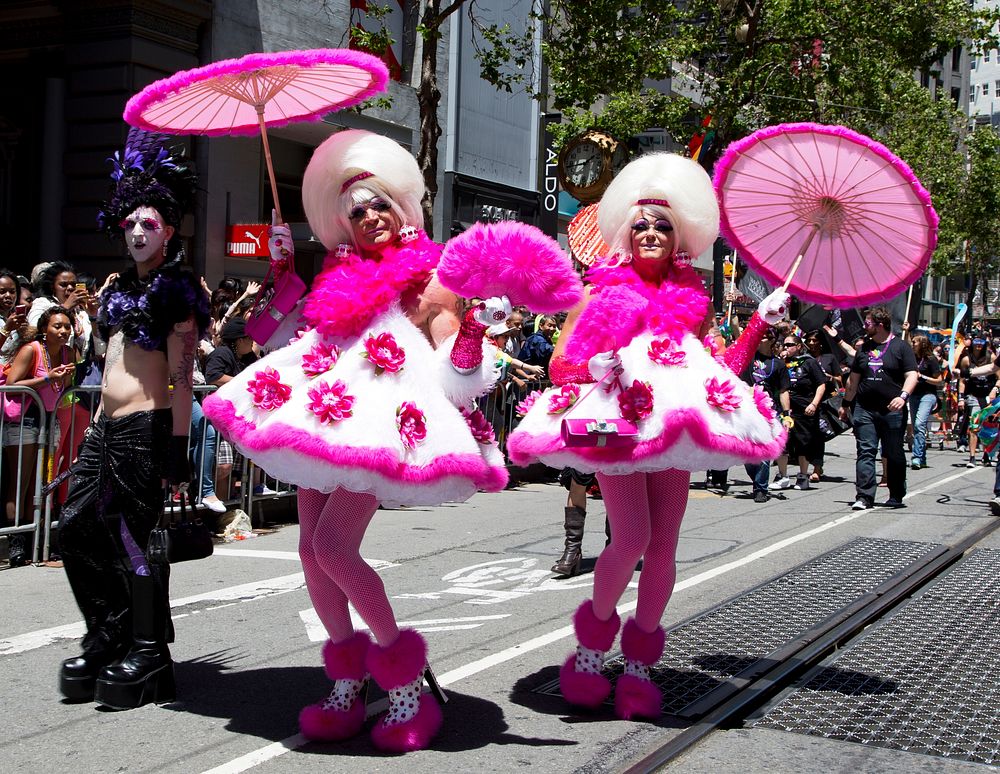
<box><xmin>298</xmin><ymin>487</ymin><xmax>400</xmax><ymax>646</ymax></box>
<box><xmin>593</xmin><ymin>469</ymin><xmax>689</xmax><ymax>632</ymax></box>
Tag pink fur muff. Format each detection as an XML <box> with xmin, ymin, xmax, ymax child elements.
<box><xmin>299</xmin><ymin>631</ymin><xmax>372</xmax><ymax>741</ymax></box>
<box><xmin>560</xmin><ymin>600</ymin><xmax>621</xmax><ymax>709</ymax></box>
<box><xmin>614</xmin><ymin>619</ymin><xmax>666</xmax><ymax>721</ymax></box>
<box><xmin>366</xmin><ymin>629</ymin><xmax>442</xmax><ymax>752</ymax></box>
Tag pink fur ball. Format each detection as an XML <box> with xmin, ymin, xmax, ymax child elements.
<box><xmin>438</xmin><ymin>221</ymin><xmax>583</xmax><ymax>312</ymax></box>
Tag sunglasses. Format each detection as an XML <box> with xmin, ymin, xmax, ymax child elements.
<box><xmin>348</xmin><ymin>198</ymin><xmax>392</xmax><ymax>221</ymax></box>
<box><xmin>631</xmin><ymin>218</ymin><xmax>673</xmax><ymax>234</ymax></box>
<box><xmin>782</xmin><ymin>341</ymin><xmax>798</xmax><ymax>346</ymax></box>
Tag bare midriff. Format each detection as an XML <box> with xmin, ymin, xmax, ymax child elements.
<box><xmin>100</xmin><ymin>329</ymin><xmax>171</xmax><ymax>417</ymax></box>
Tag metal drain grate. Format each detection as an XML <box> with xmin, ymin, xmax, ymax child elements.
<box><xmin>754</xmin><ymin>548</ymin><xmax>1000</xmax><ymax>766</ymax></box>
<box><xmin>535</xmin><ymin>537</ymin><xmax>940</xmax><ymax>716</ymax></box>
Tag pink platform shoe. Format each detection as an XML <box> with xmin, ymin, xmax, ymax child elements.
<box><xmin>299</xmin><ymin>632</ymin><xmax>371</xmax><ymax>742</ymax></box>
<box><xmin>614</xmin><ymin>618</ymin><xmax>665</xmax><ymax>720</ymax></box>
<box><xmin>560</xmin><ymin>600</ymin><xmax>621</xmax><ymax>709</ymax></box>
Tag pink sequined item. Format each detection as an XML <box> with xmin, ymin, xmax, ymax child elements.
<box><xmin>450</xmin><ymin>309</ymin><xmax>488</xmax><ymax>372</ymax></box>
<box><xmin>722</xmin><ymin>311</ymin><xmax>770</xmax><ymax>376</ymax></box>
<box><xmin>340</xmin><ymin>171</ymin><xmax>374</xmax><ymax>193</ymax></box>
<box><xmin>549</xmin><ymin>355</ymin><xmax>595</xmax><ymax>386</ymax></box>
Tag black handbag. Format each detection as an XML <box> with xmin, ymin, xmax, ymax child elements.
<box><xmin>817</xmin><ymin>395</ymin><xmax>852</xmax><ymax>442</ymax></box>
<box><xmin>148</xmin><ymin>487</ymin><xmax>214</xmax><ymax>565</ymax></box>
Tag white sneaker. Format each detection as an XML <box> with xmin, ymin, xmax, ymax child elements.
<box><xmin>199</xmin><ymin>495</ymin><xmax>227</xmax><ymax>514</ymax></box>
<box><xmin>792</xmin><ymin>474</ymin><xmax>811</xmax><ymax>490</ymax></box>
<box><xmin>774</xmin><ymin>476</ymin><xmax>793</xmax><ymax>489</ymax></box>
<box><xmin>991</xmin><ymin>496</ymin><xmax>1000</xmax><ymax>517</ymax></box>
<box><xmin>851</xmin><ymin>499</ymin><xmax>871</xmax><ymax>511</ymax></box>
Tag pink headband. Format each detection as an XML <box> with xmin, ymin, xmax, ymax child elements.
<box><xmin>637</xmin><ymin>198</ymin><xmax>670</xmax><ymax>207</ymax></box>
<box><xmin>340</xmin><ymin>171</ymin><xmax>374</xmax><ymax>193</ymax></box>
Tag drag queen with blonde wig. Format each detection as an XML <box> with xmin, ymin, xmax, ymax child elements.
<box><xmin>205</xmin><ymin>130</ymin><xmax>579</xmax><ymax>750</ymax></box>
<box><xmin>508</xmin><ymin>153</ymin><xmax>789</xmax><ymax>720</ymax></box>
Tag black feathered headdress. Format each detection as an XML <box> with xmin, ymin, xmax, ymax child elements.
<box><xmin>97</xmin><ymin>128</ymin><xmax>197</xmax><ymax>235</ymax></box>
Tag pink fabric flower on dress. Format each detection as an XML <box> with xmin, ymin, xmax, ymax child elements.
<box><xmin>302</xmin><ymin>340</ymin><xmax>341</xmax><ymax>377</ymax></box>
<box><xmin>363</xmin><ymin>332</ymin><xmax>406</xmax><ymax>374</ymax></box>
<box><xmin>307</xmin><ymin>380</ymin><xmax>355</xmax><ymax>424</ymax></box>
<box><xmin>396</xmin><ymin>401</ymin><xmax>427</xmax><ymax>449</ymax></box>
<box><xmin>706</xmin><ymin>376</ymin><xmax>742</xmax><ymax>412</ymax></box>
<box><xmin>617</xmin><ymin>379</ymin><xmax>654</xmax><ymax>422</ymax></box>
<box><xmin>515</xmin><ymin>390</ymin><xmax>542</xmax><ymax>417</ymax></box>
<box><xmin>461</xmin><ymin>406</ymin><xmax>495</xmax><ymax>445</ymax></box>
<box><xmin>752</xmin><ymin>385</ymin><xmax>776</xmax><ymax>423</ymax></box>
<box><xmin>648</xmin><ymin>338</ymin><xmax>687</xmax><ymax>367</ymax></box>
<box><xmin>547</xmin><ymin>384</ymin><xmax>581</xmax><ymax>414</ymax></box>
<box><xmin>246</xmin><ymin>366</ymin><xmax>292</xmax><ymax>411</ymax></box>
<box><xmin>289</xmin><ymin>325</ymin><xmax>314</xmax><ymax>345</ymax></box>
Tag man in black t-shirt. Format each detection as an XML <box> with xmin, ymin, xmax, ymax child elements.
<box><xmin>840</xmin><ymin>306</ymin><xmax>918</xmax><ymax>509</ymax></box>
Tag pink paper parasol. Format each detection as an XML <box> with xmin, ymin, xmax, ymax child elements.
<box><xmin>124</xmin><ymin>49</ymin><xmax>389</xmax><ymax>222</ymax></box>
<box><xmin>713</xmin><ymin>122</ymin><xmax>938</xmax><ymax>308</ymax></box>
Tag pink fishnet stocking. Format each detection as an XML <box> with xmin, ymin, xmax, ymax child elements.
<box><xmin>298</xmin><ymin>487</ymin><xmax>400</xmax><ymax>646</ymax></box>
<box><xmin>593</xmin><ymin>469</ymin><xmax>689</xmax><ymax>632</ymax></box>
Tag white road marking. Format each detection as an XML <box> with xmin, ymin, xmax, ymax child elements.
<box><xmin>214</xmin><ymin>548</ymin><xmax>398</xmax><ymax>571</ymax></box>
<box><xmin>299</xmin><ymin>609</ymin><xmax>510</xmax><ymax>642</ymax></box>
<box><xmin>204</xmin><ymin>465</ymin><xmax>986</xmax><ymax>773</ymax></box>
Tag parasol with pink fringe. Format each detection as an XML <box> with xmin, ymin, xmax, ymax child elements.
<box><xmin>124</xmin><ymin>49</ymin><xmax>389</xmax><ymax>222</ymax></box>
<box><xmin>713</xmin><ymin>122</ymin><xmax>938</xmax><ymax>308</ymax></box>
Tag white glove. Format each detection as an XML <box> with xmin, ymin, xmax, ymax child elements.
<box><xmin>268</xmin><ymin>209</ymin><xmax>293</xmax><ymax>265</ymax></box>
<box><xmin>588</xmin><ymin>350</ymin><xmax>624</xmax><ymax>382</ymax></box>
<box><xmin>759</xmin><ymin>289</ymin><xmax>791</xmax><ymax>325</ymax></box>
<box><xmin>473</xmin><ymin>295</ymin><xmax>512</xmax><ymax>326</ymax></box>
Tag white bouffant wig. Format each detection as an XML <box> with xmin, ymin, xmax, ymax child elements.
<box><xmin>302</xmin><ymin>129</ymin><xmax>425</xmax><ymax>250</ymax></box>
<box><xmin>598</xmin><ymin>152</ymin><xmax>720</xmax><ymax>262</ymax></box>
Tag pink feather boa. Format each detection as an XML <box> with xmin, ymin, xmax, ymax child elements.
<box><xmin>564</xmin><ymin>260</ymin><xmax>709</xmax><ymax>364</ymax></box>
<box><xmin>303</xmin><ymin>231</ymin><xmax>442</xmax><ymax>339</ymax></box>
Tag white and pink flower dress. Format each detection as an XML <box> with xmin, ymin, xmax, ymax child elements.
<box><xmin>204</xmin><ymin>235</ymin><xmax>506</xmax><ymax>507</ymax></box>
<box><xmin>507</xmin><ymin>262</ymin><xmax>787</xmax><ymax>475</ymax></box>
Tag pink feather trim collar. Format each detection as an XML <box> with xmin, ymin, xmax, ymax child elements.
<box><xmin>303</xmin><ymin>231</ymin><xmax>442</xmax><ymax>339</ymax></box>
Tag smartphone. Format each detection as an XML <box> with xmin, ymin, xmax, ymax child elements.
<box><xmin>75</xmin><ymin>282</ymin><xmax>88</xmax><ymax>293</ymax></box>
<box><xmin>14</xmin><ymin>304</ymin><xmax>26</xmax><ymax>315</ymax></box>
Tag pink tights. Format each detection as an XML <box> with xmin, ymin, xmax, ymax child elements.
<box><xmin>592</xmin><ymin>469</ymin><xmax>689</xmax><ymax>633</ymax></box>
<box><xmin>298</xmin><ymin>487</ymin><xmax>400</xmax><ymax>647</ymax></box>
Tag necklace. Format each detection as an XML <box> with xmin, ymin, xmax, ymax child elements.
<box><xmin>40</xmin><ymin>343</ymin><xmax>63</xmax><ymax>395</ymax></box>
<box><xmin>869</xmin><ymin>333</ymin><xmax>894</xmax><ymax>361</ymax></box>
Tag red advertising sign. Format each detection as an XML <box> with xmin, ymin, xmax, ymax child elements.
<box><xmin>226</xmin><ymin>224</ymin><xmax>269</xmax><ymax>258</ymax></box>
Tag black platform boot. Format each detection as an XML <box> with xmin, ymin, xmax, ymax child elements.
<box><xmin>7</xmin><ymin>533</ymin><xmax>31</xmax><ymax>567</ymax></box>
<box><xmin>94</xmin><ymin>569</ymin><xmax>175</xmax><ymax>709</ymax></box>
<box><xmin>552</xmin><ymin>506</ymin><xmax>586</xmax><ymax>577</ymax></box>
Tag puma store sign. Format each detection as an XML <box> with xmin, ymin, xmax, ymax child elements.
<box><xmin>226</xmin><ymin>224</ymin><xmax>270</xmax><ymax>258</ymax></box>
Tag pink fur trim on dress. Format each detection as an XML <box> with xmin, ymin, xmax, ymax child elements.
<box><xmin>303</xmin><ymin>232</ymin><xmax>441</xmax><ymax>339</ymax></box>
<box><xmin>565</xmin><ymin>262</ymin><xmax>708</xmax><ymax>364</ymax></box>
<box><xmin>366</xmin><ymin>628</ymin><xmax>427</xmax><ymax>689</ymax></box>
<box><xmin>506</xmin><ymin>405</ymin><xmax>787</xmax><ymax>469</ymax></box>
<box><xmin>203</xmin><ymin>395</ymin><xmax>508</xmax><ymax>493</ymax></box>
<box><xmin>438</xmin><ymin>221</ymin><xmax>583</xmax><ymax>313</ymax></box>
<box><xmin>713</xmin><ymin>122</ymin><xmax>939</xmax><ymax>308</ymax></box>
<box><xmin>371</xmin><ymin>692</ymin><xmax>443</xmax><ymax>752</ymax></box>
<box><xmin>124</xmin><ymin>49</ymin><xmax>389</xmax><ymax>136</ymax></box>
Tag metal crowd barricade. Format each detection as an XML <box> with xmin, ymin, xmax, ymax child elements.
<box><xmin>0</xmin><ymin>385</ymin><xmax>48</xmax><ymax>563</ymax></box>
<box><xmin>478</xmin><ymin>375</ymin><xmax>552</xmax><ymax>458</ymax></box>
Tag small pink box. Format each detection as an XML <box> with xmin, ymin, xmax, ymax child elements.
<box><xmin>561</xmin><ymin>417</ymin><xmax>638</xmax><ymax>448</ymax></box>
<box><xmin>246</xmin><ymin>267</ymin><xmax>306</xmax><ymax>346</ymax></box>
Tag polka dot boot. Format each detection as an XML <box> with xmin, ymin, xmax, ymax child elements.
<box><xmin>559</xmin><ymin>600</ymin><xmax>621</xmax><ymax>709</ymax></box>
<box><xmin>299</xmin><ymin>632</ymin><xmax>371</xmax><ymax>742</ymax></box>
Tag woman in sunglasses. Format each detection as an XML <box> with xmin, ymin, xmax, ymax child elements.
<box><xmin>958</xmin><ymin>334</ymin><xmax>996</xmax><ymax>467</ymax></box>
<box><xmin>508</xmin><ymin>153</ymin><xmax>789</xmax><ymax>721</ymax></box>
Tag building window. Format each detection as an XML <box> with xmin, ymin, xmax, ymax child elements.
<box><xmin>984</xmin><ymin>82</ymin><xmax>991</xmax><ymax>98</ymax></box>
<box><xmin>952</xmin><ymin>46</ymin><xmax>962</xmax><ymax>72</ymax></box>
<box><xmin>987</xmin><ymin>49</ymin><xmax>992</xmax><ymax>62</ymax></box>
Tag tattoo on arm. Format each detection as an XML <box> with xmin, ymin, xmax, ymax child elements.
<box><xmin>169</xmin><ymin>325</ymin><xmax>197</xmax><ymax>389</ymax></box>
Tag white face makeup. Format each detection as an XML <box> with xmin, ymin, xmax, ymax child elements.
<box><xmin>121</xmin><ymin>206</ymin><xmax>174</xmax><ymax>264</ymax></box>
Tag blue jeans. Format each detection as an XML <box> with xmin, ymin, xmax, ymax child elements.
<box><xmin>908</xmin><ymin>393</ymin><xmax>937</xmax><ymax>465</ymax></box>
<box><xmin>745</xmin><ymin>461</ymin><xmax>771</xmax><ymax>493</ymax></box>
<box><xmin>190</xmin><ymin>398</ymin><xmax>217</xmax><ymax>499</ymax></box>
<box><xmin>853</xmin><ymin>404</ymin><xmax>908</xmax><ymax>503</ymax></box>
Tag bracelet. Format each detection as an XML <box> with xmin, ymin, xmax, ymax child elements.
<box><xmin>899</xmin><ymin>391</ymin><xmax>909</xmax><ymax>400</ymax></box>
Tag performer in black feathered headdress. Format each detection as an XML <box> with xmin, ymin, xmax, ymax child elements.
<box><xmin>58</xmin><ymin>128</ymin><xmax>208</xmax><ymax>711</ymax></box>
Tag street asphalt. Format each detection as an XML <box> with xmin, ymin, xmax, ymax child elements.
<box><xmin>1</xmin><ymin>433</ymin><xmax>997</xmax><ymax>773</ymax></box>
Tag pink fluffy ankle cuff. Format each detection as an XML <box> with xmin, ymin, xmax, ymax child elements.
<box><xmin>573</xmin><ymin>600</ymin><xmax>621</xmax><ymax>652</ymax></box>
<box><xmin>620</xmin><ymin>619</ymin><xmax>666</xmax><ymax>665</ymax></box>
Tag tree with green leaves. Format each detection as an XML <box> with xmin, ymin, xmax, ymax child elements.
<box><xmin>960</xmin><ymin>126</ymin><xmax>1000</xmax><ymax>313</ymax></box>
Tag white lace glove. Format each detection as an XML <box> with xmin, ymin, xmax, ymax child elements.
<box><xmin>758</xmin><ymin>289</ymin><xmax>791</xmax><ymax>325</ymax></box>
<box><xmin>473</xmin><ymin>295</ymin><xmax>512</xmax><ymax>326</ymax></box>
<box><xmin>267</xmin><ymin>209</ymin><xmax>293</xmax><ymax>267</ymax></box>
<box><xmin>588</xmin><ymin>350</ymin><xmax>624</xmax><ymax>382</ymax></box>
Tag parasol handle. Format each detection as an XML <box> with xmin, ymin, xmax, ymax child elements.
<box><xmin>903</xmin><ymin>285</ymin><xmax>914</xmax><ymax>339</ymax></box>
<box><xmin>779</xmin><ymin>225</ymin><xmax>819</xmax><ymax>295</ymax></box>
<box><xmin>256</xmin><ymin>105</ymin><xmax>283</xmax><ymax>224</ymax></box>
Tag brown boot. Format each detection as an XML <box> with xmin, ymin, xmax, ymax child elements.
<box><xmin>552</xmin><ymin>507</ymin><xmax>586</xmax><ymax>577</ymax></box>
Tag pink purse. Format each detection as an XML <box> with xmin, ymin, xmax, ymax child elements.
<box><xmin>559</xmin><ymin>363</ymin><xmax>639</xmax><ymax>448</ymax></box>
<box><xmin>246</xmin><ymin>261</ymin><xmax>307</xmax><ymax>346</ymax></box>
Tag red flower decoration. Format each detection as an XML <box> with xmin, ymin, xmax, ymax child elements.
<box><xmin>706</xmin><ymin>376</ymin><xmax>742</xmax><ymax>412</ymax></box>
<box><xmin>617</xmin><ymin>379</ymin><xmax>654</xmax><ymax>422</ymax></box>
<box><xmin>547</xmin><ymin>384</ymin><xmax>581</xmax><ymax>414</ymax></box>
<box><xmin>363</xmin><ymin>331</ymin><xmax>406</xmax><ymax>374</ymax></box>
<box><xmin>648</xmin><ymin>338</ymin><xmax>687</xmax><ymax>367</ymax></box>
<box><xmin>515</xmin><ymin>390</ymin><xmax>542</xmax><ymax>417</ymax></box>
<box><xmin>302</xmin><ymin>340</ymin><xmax>341</xmax><ymax>378</ymax></box>
<box><xmin>753</xmin><ymin>385</ymin><xmax>776</xmax><ymax>423</ymax></box>
<box><xmin>307</xmin><ymin>380</ymin><xmax>355</xmax><ymax>424</ymax></box>
<box><xmin>246</xmin><ymin>366</ymin><xmax>292</xmax><ymax>411</ymax></box>
<box><xmin>396</xmin><ymin>401</ymin><xmax>427</xmax><ymax>449</ymax></box>
<box><xmin>461</xmin><ymin>407</ymin><xmax>495</xmax><ymax>445</ymax></box>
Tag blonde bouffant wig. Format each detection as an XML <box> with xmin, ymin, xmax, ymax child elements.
<box><xmin>302</xmin><ymin>129</ymin><xmax>425</xmax><ymax>251</ymax></box>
